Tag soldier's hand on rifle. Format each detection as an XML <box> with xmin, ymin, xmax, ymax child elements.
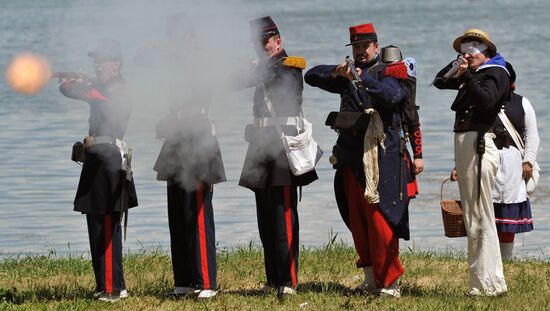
<box><xmin>331</xmin><ymin>62</ymin><xmax>359</xmax><ymax>81</ymax></box>
<box><xmin>251</xmin><ymin>59</ymin><xmax>260</xmax><ymax>68</ymax></box>
<box><xmin>453</xmin><ymin>55</ymin><xmax>469</xmax><ymax>78</ymax></box>
<box><xmin>331</xmin><ymin>62</ymin><xmax>347</xmax><ymax>78</ymax></box>
<box><xmin>248</xmin><ymin>56</ymin><xmax>260</xmax><ymax>69</ymax></box>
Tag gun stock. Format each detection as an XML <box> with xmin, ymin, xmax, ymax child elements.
<box><xmin>51</xmin><ymin>72</ymin><xmax>84</xmax><ymax>81</ymax></box>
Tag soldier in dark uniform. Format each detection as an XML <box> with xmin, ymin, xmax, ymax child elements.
<box><xmin>229</xmin><ymin>16</ymin><xmax>317</xmax><ymax>296</ymax></box>
<box><xmin>305</xmin><ymin>23</ymin><xmax>408</xmax><ymax>297</ymax></box>
<box><xmin>137</xmin><ymin>13</ymin><xmax>225</xmax><ymax>299</ymax></box>
<box><xmin>58</xmin><ymin>39</ymin><xmax>138</xmax><ymax>302</ymax></box>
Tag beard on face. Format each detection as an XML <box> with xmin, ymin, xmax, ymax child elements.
<box><xmin>354</xmin><ymin>53</ymin><xmax>369</xmax><ymax>65</ymax></box>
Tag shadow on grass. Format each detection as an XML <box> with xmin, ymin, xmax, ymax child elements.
<box><xmin>220</xmin><ymin>282</ymin><xmax>444</xmax><ymax>298</ymax></box>
<box><xmin>298</xmin><ymin>281</ymin><xmax>352</xmax><ymax>295</ymax></box>
<box><xmin>0</xmin><ymin>287</ymin><xmax>18</xmax><ymax>303</ymax></box>
<box><xmin>221</xmin><ymin>281</ymin><xmax>351</xmax><ymax>297</ymax></box>
<box><xmin>1</xmin><ymin>286</ymin><xmax>192</xmax><ymax>304</ymax></box>
<box><xmin>220</xmin><ymin>288</ymin><xmax>272</xmax><ymax>297</ymax></box>
<box><xmin>0</xmin><ymin>286</ymin><xmax>94</xmax><ymax>304</ymax></box>
<box><xmin>298</xmin><ymin>281</ymin><xmax>443</xmax><ymax>298</ymax></box>
<box><xmin>0</xmin><ymin>283</ymin><xmax>455</xmax><ymax>304</ymax></box>
<box><xmin>400</xmin><ymin>284</ymin><xmax>458</xmax><ymax>298</ymax></box>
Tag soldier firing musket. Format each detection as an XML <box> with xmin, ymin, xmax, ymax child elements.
<box><xmin>228</xmin><ymin>15</ymin><xmax>318</xmax><ymax>297</ymax></box>
<box><xmin>433</xmin><ymin>28</ymin><xmax>510</xmax><ymax>297</ymax></box>
<box><xmin>305</xmin><ymin>22</ymin><xmax>410</xmax><ymax>298</ymax></box>
<box><xmin>55</xmin><ymin>39</ymin><xmax>138</xmax><ymax>303</ymax></box>
<box><xmin>137</xmin><ymin>12</ymin><xmax>225</xmax><ymax>300</ymax></box>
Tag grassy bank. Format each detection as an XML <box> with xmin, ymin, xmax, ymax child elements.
<box><xmin>1</xmin><ymin>243</ymin><xmax>549</xmax><ymax>310</ymax></box>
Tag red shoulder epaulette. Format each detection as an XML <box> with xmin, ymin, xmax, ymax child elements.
<box><xmin>384</xmin><ymin>62</ymin><xmax>408</xmax><ymax>79</ymax></box>
<box><xmin>85</xmin><ymin>88</ymin><xmax>109</xmax><ymax>102</ymax></box>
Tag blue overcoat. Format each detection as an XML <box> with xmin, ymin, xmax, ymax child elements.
<box><xmin>305</xmin><ymin>56</ymin><xmax>410</xmax><ymax>239</ymax></box>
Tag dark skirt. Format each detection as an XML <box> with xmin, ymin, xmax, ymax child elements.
<box><xmin>494</xmin><ymin>199</ymin><xmax>534</xmax><ymax>233</ymax></box>
<box><xmin>74</xmin><ymin>143</ymin><xmax>138</xmax><ymax>215</ymax></box>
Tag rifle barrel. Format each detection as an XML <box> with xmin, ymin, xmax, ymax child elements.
<box><xmin>51</xmin><ymin>72</ymin><xmax>81</xmax><ymax>80</ymax></box>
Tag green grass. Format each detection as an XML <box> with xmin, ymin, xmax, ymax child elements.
<box><xmin>1</xmin><ymin>242</ymin><xmax>549</xmax><ymax>310</ymax></box>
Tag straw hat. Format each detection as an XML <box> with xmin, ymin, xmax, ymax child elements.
<box><xmin>452</xmin><ymin>28</ymin><xmax>496</xmax><ymax>53</ymax></box>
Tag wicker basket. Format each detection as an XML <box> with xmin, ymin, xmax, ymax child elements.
<box><xmin>440</xmin><ymin>178</ymin><xmax>467</xmax><ymax>238</ymax></box>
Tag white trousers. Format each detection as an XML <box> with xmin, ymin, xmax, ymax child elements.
<box><xmin>454</xmin><ymin>132</ymin><xmax>507</xmax><ymax>295</ymax></box>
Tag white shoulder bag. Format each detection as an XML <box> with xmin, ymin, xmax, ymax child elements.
<box><xmin>261</xmin><ymin>83</ymin><xmax>322</xmax><ymax>176</ymax></box>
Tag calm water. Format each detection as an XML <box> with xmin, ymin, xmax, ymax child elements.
<box><xmin>1</xmin><ymin>0</ymin><xmax>549</xmax><ymax>258</ymax></box>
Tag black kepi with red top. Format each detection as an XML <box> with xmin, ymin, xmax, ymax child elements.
<box><xmin>88</xmin><ymin>38</ymin><xmax>123</xmax><ymax>62</ymax></box>
<box><xmin>346</xmin><ymin>23</ymin><xmax>377</xmax><ymax>46</ymax></box>
<box><xmin>250</xmin><ymin>16</ymin><xmax>280</xmax><ymax>40</ymax></box>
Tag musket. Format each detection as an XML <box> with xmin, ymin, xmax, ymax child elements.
<box><xmin>345</xmin><ymin>56</ymin><xmax>373</xmax><ymax>112</ymax></box>
<box><xmin>51</xmin><ymin>72</ymin><xmax>83</xmax><ymax>80</ymax></box>
<box><xmin>345</xmin><ymin>56</ymin><xmax>365</xmax><ymax>91</ymax></box>
<box><xmin>429</xmin><ymin>56</ymin><xmax>467</xmax><ymax>86</ymax></box>
<box><xmin>51</xmin><ymin>72</ymin><xmax>93</xmax><ymax>84</ymax></box>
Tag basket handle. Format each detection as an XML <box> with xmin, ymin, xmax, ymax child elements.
<box><xmin>440</xmin><ymin>177</ymin><xmax>455</xmax><ymax>202</ymax></box>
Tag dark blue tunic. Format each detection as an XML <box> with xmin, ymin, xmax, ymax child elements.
<box><xmin>230</xmin><ymin>50</ymin><xmax>318</xmax><ymax>189</ymax></box>
<box><xmin>60</xmin><ymin>75</ymin><xmax>138</xmax><ymax>215</ymax></box>
<box><xmin>305</xmin><ymin>56</ymin><xmax>410</xmax><ymax>239</ymax></box>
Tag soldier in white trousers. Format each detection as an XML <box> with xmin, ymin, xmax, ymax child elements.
<box><xmin>434</xmin><ymin>28</ymin><xmax>510</xmax><ymax>296</ymax></box>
